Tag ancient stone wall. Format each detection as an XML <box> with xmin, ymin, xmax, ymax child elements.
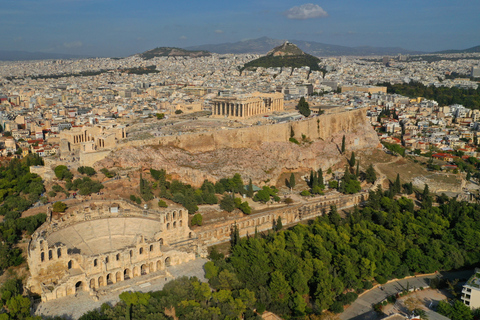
<box><xmin>196</xmin><ymin>192</ymin><xmax>367</xmax><ymax>246</ymax></box>
<box><xmin>27</xmin><ymin>200</ymin><xmax>200</xmax><ymax>302</ymax></box>
<box><xmin>117</xmin><ymin>108</ymin><xmax>374</xmax><ymax>153</ymax></box>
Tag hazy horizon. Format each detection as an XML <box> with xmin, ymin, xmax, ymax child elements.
<box><xmin>1</xmin><ymin>0</ymin><xmax>479</xmax><ymax>57</ymax></box>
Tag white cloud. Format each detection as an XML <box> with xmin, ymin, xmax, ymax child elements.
<box><xmin>284</xmin><ymin>3</ymin><xmax>328</xmax><ymax>20</ymax></box>
<box><xmin>63</xmin><ymin>41</ymin><xmax>82</xmax><ymax>48</ymax></box>
<box><xmin>179</xmin><ymin>35</ymin><xmax>187</xmax><ymax>40</ymax></box>
<box><xmin>214</xmin><ymin>29</ymin><xmax>224</xmax><ymax>34</ymax></box>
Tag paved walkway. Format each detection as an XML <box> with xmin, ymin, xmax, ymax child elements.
<box><xmin>340</xmin><ymin>269</ymin><xmax>472</xmax><ymax>320</ymax></box>
<box><xmin>34</xmin><ymin>258</ymin><xmax>207</xmax><ymax>320</ymax></box>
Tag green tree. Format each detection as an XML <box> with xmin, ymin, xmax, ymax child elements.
<box><xmin>349</xmin><ymin>152</ymin><xmax>356</xmax><ymax>167</ymax></box>
<box><xmin>220</xmin><ymin>194</ymin><xmax>236</xmax><ymax>212</ymax></box>
<box><xmin>275</xmin><ymin>217</ymin><xmax>283</xmax><ymax>231</ymax></box>
<box><xmin>394</xmin><ymin>173</ymin><xmax>401</xmax><ymax>194</ymax></box>
<box><xmin>119</xmin><ymin>291</ymin><xmax>151</xmax><ymax>320</ymax></box>
<box><xmin>289</xmin><ymin>173</ymin><xmax>296</xmax><ymax>190</ymax></box>
<box><xmin>341</xmin><ymin>135</ymin><xmax>346</xmax><ymax>153</ymax></box>
<box><xmin>365</xmin><ymin>164</ymin><xmax>377</xmax><ymax>184</ymax></box>
<box><xmin>6</xmin><ymin>295</ymin><xmax>31</xmax><ymax>319</ymax></box>
<box><xmin>298</xmin><ymin>97</ymin><xmax>311</xmax><ymax>117</ymax></box>
<box><xmin>246</xmin><ymin>179</ymin><xmax>254</xmax><ymax>198</ymax></box>
<box><xmin>191</xmin><ymin>213</ymin><xmax>203</xmax><ymax>226</ymax></box>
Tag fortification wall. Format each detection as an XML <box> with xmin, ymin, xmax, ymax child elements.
<box><xmin>117</xmin><ymin>109</ymin><xmax>372</xmax><ymax>153</ymax></box>
<box><xmin>196</xmin><ymin>192</ymin><xmax>367</xmax><ymax>246</ymax></box>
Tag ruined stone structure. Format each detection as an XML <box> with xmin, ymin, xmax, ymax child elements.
<box><xmin>59</xmin><ymin>122</ymin><xmax>126</xmax><ymax>155</ymax></box>
<box><xmin>196</xmin><ymin>192</ymin><xmax>367</xmax><ymax>246</ymax></box>
<box><xmin>27</xmin><ymin>200</ymin><xmax>201</xmax><ymax>302</ymax></box>
<box><xmin>211</xmin><ymin>92</ymin><xmax>284</xmax><ymax>118</ymax></box>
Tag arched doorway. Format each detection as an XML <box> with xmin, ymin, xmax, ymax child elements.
<box><xmin>98</xmin><ymin>276</ymin><xmax>105</xmax><ymax>287</ymax></box>
<box><xmin>141</xmin><ymin>264</ymin><xmax>148</xmax><ymax>275</ymax></box>
<box><xmin>90</xmin><ymin>279</ymin><xmax>95</xmax><ymax>289</ymax></box>
<box><xmin>156</xmin><ymin>260</ymin><xmax>162</xmax><ymax>270</ymax></box>
<box><xmin>124</xmin><ymin>268</ymin><xmax>132</xmax><ymax>280</ymax></box>
<box><xmin>107</xmin><ymin>273</ymin><xmax>114</xmax><ymax>285</ymax></box>
<box><xmin>75</xmin><ymin>281</ymin><xmax>84</xmax><ymax>292</ymax></box>
<box><xmin>116</xmin><ymin>271</ymin><xmax>122</xmax><ymax>282</ymax></box>
<box><xmin>165</xmin><ymin>257</ymin><xmax>171</xmax><ymax>267</ymax></box>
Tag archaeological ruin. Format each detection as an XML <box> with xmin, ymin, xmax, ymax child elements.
<box><xmin>27</xmin><ymin>200</ymin><xmax>202</xmax><ymax>302</ymax></box>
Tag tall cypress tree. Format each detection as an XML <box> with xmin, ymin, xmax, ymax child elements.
<box><xmin>289</xmin><ymin>173</ymin><xmax>296</xmax><ymax>190</ymax></box>
<box><xmin>317</xmin><ymin>168</ymin><xmax>324</xmax><ymax>188</ymax></box>
<box><xmin>341</xmin><ymin>135</ymin><xmax>346</xmax><ymax>154</ymax></box>
<box><xmin>394</xmin><ymin>173</ymin><xmax>401</xmax><ymax>194</ymax></box>
<box><xmin>349</xmin><ymin>152</ymin><xmax>356</xmax><ymax>167</ymax></box>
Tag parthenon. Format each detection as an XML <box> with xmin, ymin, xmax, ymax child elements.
<box><xmin>211</xmin><ymin>92</ymin><xmax>284</xmax><ymax>118</ymax></box>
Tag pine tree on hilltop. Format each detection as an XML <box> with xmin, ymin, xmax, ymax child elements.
<box><xmin>298</xmin><ymin>97</ymin><xmax>311</xmax><ymax>117</ymax></box>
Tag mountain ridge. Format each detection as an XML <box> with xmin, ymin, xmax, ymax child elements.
<box><xmin>138</xmin><ymin>47</ymin><xmax>211</xmax><ymax>60</ymax></box>
<box><xmin>186</xmin><ymin>37</ymin><xmax>425</xmax><ymax>56</ymax></box>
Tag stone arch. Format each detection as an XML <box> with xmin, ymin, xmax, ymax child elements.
<box><xmin>98</xmin><ymin>276</ymin><xmax>105</xmax><ymax>287</ymax></box>
<box><xmin>94</xmin><ymin>259</ymin><xmax>98</xmax><ymax>267</ymax></box>
<box><xmin>167</xmin><ymin>223</ymin><xmax>170</xmax><ymax>230</ymax></box>
<box><xmin>75</xmin><ymin>281</ymin><xmax>85</xmax><ymax>292</ymax></box>
<box><xmin>156</xmin><ymin>260</ymin><xmax>162</xmax><ymax>270</ymax></box>
<box><xmin>139</xmin><ymin>247</ymin><xmax>144</xmax><ymax>255</ymax></box>
<box><xmin>116</xmin><ymin>271</ymin><xmax>122</xmax><ymax>282</ymax></box>
<box><xmin>173</xmin><ymin>221</ymin><xmax>176</xmax><ymax>228</ymax></box>
<box><xmin>173</xmin><ymin>211</ymin><xmax>176</xmax><ymax>220</ymax></box>
<box><xmin>107</xmin><ymin>273</ymin><xmax>114</xmax><ymax>285</ymax></box>
<box><xmin>165</xmin><ymin>257</ymin><xmax>171</xmax><ymax>267</ymax></box>
<box><xmin>116</xmin><ymin>253</ymin><xmax>120</xmax><ymax>261</ymax></box>
<box><xmin>167</xmin><ymin>212</ymin><xmax>171</xmax><ymax>221</ymax></box>
<box><xmin>90</xmin><ymin>278</ymin><xmax>95</xmax><ymax>289</ymax></box>
<box><xmin>141</xmin><ymin>264</ymin><xmax>148</xmax><ymax>275</ymax></box>
<box><xmin>130</xmin><ymin>250</ymin><xmax>133</xmax><ymax>257</ymax></box>
<box><xmin>179</xmin><ymin>210</ymin><xmax>183</xmax><ymax>218</ymax></box>
<box><xmin>41</xmin><ymin>252</ymin><xmax>45</xmax><ymax>262</ymax></box>
<box><xmin>67</xmin><ymin>260</ymin><xmax>73</xmax><ymax>269</ymax></box>
<box><xmin>150</xmin><ymin>244</ymin><xmax>154</xmax><ymax>252</ymax></box>
<box><xmin>124</xmin><ymin>268</ymin><xmax>132</xmax><ymax>280</ymax></box>
<box><xmin>179</xmin><ymin>220</ymin><xmax>183</xmax><ymax>227</ymax></box>
<box><xmin>48</xmin><ymin>250</ymin><xmax>53</xmax><ymax>260</ymax></box>
<box><xmin>57</xmin><ymin>248</ymin><xmax>62</xmax><ymax>258</ymax></box>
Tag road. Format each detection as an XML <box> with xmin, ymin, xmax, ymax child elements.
<box><xmin>340</xmin><ymin>269</ymin><xmax>473</xmax><ymax>320</ymax></box>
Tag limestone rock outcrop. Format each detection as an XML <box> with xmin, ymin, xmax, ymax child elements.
<box><xmin>96</xmin><ymin>109</ymin><xmax>380</xmax><ymax>187</ymax></box>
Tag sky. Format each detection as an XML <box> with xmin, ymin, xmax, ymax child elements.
<box><xmin>1</xmin><ymin>0</ymin><xmax>479</xmax><ymax>57</ymax></box>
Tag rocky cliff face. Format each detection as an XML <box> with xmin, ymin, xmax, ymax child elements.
<box><xmin>96</xmin><ymin>110</ymin><xmax>380</xmax><ymax>187</ymax></box>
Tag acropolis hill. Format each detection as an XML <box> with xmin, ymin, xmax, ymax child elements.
<box><xmin>97</xmin><ymin>108</ymin><xmax>380</xmax><ymax>187</ymax></box>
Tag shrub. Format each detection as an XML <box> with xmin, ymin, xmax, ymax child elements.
<box><xmin>175</xmin><ymin>109</ymin><xmax>183</xmax><ymax>114</ymax></box>
<box><xmin>191</xmin><ymin>213</ymin><xmax>203</xmax><ymax>226</ymax></box>
<box><xmin>376</xmin><ymin>275</ymin><xmax>387</xmax><ymax>284</ymax></box>
<box><xmin>300</xmin><ymin>190</ymin><xmax>311</xmax><ymax>196</ymax></box>
<box><xmin>363</xmin><ymin>281</ymin><xmax>373</xmax><ymax>290</ymax></box>
<box><xmin>52</xmin><ymin>201</ymin><xmax>67</xmax><ymax>213</ymax></box>
<box><xmin>100</xmin><ymin>168</ymin><xmax>116</xmax><ymax>178</ymax></box>
<box><xmin>78</xmin><ymin>166</ymin><xmax>96</xmax><ymax>176</ymax></box>
<box><xmin>48</xmin><ymin>191</ymin><xmax>56</xmax><ymax>198</ymax></box>
<box><xmin>289</xmin><ymin>137</ymin><xmax>300</xmax><ymax>144</ymax></box>
<box><xmin>158</xmin><ymin>200</ymin><xmax>168</xmax><ymax>208</ymax></box>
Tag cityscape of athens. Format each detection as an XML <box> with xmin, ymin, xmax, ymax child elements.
<box><xmin>0</xmin><ymin>1</ymin><xmax>480</xmax><ymax>320</ymax></box>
